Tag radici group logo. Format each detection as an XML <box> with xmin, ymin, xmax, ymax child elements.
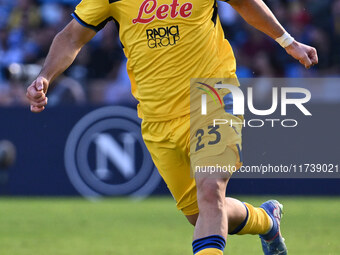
<box><xmin>64</xmin><ymin>106</ymin><xmax>161</xmax><ymax>198</ymax></box>
<box><xmin>195</xmin><ymin>79</ymin><xmax>312</xmax><ymax>128</ymax></box>
<box><xmin>146</xmin><ymin>25</ymin><xmax>180</xmax><ymax>49</ymax></box>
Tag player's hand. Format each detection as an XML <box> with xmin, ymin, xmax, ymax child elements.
<box><xmin>285</xmin><ymin>41</ymin><xmax>318</xmax><ymax>69</ymax></box>
<box><xmin>26</xmin><ymin>76</ymin><xmax>49</xmax><ymax>113</ymax></box>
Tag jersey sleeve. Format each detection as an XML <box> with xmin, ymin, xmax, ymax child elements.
<box><xmin>72</xmin><ymin>0</ymin><xmax>112</xmax><ymax>32</ymax></box>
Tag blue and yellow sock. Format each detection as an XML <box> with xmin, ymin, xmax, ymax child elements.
<box><xmin>230</xmin><ymin>202</ymin><xmax>272</xmax><ymax>235</ymax></box>
<box><xmin>192</xmin><ymin>235</ymin><xmax>226</xmax><ymax>255</ymax></box>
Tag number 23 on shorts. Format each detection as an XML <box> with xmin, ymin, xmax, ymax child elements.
<box><xmin>194</xmin><ymin>125</ymin><xmax>221</xmax><ymax>152</ymax></box>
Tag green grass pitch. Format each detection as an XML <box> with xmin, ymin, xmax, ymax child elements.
<box><xmin>0</xmin><ymin>196</ymin><xmax>339</xmax><ymax>255</ymax></box>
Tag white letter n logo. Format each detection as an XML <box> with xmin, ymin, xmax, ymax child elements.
<box><xmin>93</xmin><ymin>133</ymin><xmax>136</xmax><ymax>179</ymax></box>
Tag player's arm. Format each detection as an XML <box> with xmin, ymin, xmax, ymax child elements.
<box><xmin>227</xmin><ymin>0</ymin><xmax>318</xmax><ymax>68</ymax></box>
<box><xmin>26</xmin><ymin>19</ymin><xmax>96</xmax><ymax>113</ymax></box>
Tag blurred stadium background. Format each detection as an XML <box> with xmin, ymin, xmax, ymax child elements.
<box><xmin>0</xmin><ymin>0</ymin><xmax>339</xmax><ymax>254</ymax></box>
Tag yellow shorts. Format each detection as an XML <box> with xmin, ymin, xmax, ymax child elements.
<box><xmin>141</xmin><ymin>111</ymin><xmax>243</xmax><ymax>216</ymax></box>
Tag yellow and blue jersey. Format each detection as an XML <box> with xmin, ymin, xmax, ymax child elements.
<box><xmin>72</xmin><ymin>0</ymin><xmax>237</xmax><ymax>121</ymax></box>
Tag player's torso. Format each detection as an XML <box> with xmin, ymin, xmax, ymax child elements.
<box><xmin>107</xmin><ymin>0</ymin><xmax>236</xmax><ymax>121</ymax></box>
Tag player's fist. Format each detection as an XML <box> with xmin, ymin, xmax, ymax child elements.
<box><xmin>26</xmin><ymin>76</ymin><xmax>49</xmax><ymax>113</ymax></box>
<box><xmin>285</xmin><ymin>41</ymin><xmax>318</xmax><ymax>69</ymax></box>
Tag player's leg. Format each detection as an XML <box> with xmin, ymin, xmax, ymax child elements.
<box><xmin>193</xmin><ymin>136</ymin><xmax>287</xmax><ymax>254</ymax></box>
<box><xmin>227</xmin><ymin>199</ymin><xmax>288</xmax><ymax>255</ymax></box>
<box><xmin>192</xmin><ymin>177</ymin><xmax>229</xmax><ymax>255</ymax></box>
<box><xmin>189</xmin><ymin>77</ymin><xmax>287</xmax><ymax>254</ymax></box>
<box><xmin>223</xmin><ymin>197</ymin><xmax>248</xmax><ymax>231</ymax></box>
<box><xmin>186</xmin><ymin>197</ymin><xmax>247</xmax><ymax>231</ymax></box>
<box><xmin>142</xmin><ymin>113</ymin><xmax>285</xmax><ymax>254</ymax></box>
<box><xmin>190</xmin><ymin>192</ymin><xmax>275</xmax><ymax>255</ymax></box>
<box><xmin>190</xmin><ymin>143</ymin><xmax>276</xmax><ymax>254</ymax></box>
<box><xmin>189</xmin><ymin>189</ymin><xmax>251</xmax><ymax>235</ymax></box>
<box><xmin>189</xmin><ymin>197</ymin><xmax>272</xmax><ymax>235</ymax></box>
<box><xmin>187</xmin><ymin>198</ymin><xmax>287</xmax><ymax>255</ymax></box>
<box><xmin>186</xmin><ymin>198</ymin><xmax>281</xmax><ymax>234</ymax></box>
<box><xmin>191</xmin><ymin>143</ymin><xmax>238</xmax><ymax>255</ymax></box>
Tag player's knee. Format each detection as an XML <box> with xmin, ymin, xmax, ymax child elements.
<box><xmin>196</xmin><ymin>178</ymin><xmax>228</xmax><ymax>211</ymax></box>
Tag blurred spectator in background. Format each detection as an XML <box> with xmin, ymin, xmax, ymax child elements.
<box><xmin>0</xmin><ymin>0</ymin><xmax>339</xmax><ymax>107</ymax></box>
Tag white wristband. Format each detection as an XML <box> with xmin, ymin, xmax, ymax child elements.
<box><xmin>275</xmin><ymin>32</ymin><xmax>295</xmax><ymax>48</ymax></box>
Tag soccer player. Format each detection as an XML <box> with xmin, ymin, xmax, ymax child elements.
<box><xmin>26</xmin><ymin>0</ymin><xmax>318</xmax><ymax>254</ymax></box>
